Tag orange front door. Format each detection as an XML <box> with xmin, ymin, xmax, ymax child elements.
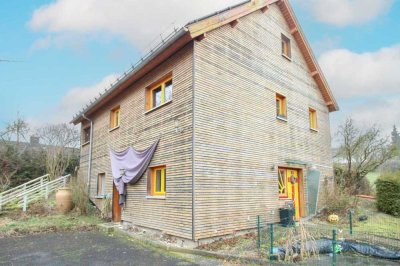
<box><xmin>279</xmin><ymin>168</ymin><xmax>302</xmax><ymax>220</ymax></box>
<box><xmin>112</xmin><ymin>183</ymin><xmax>121</xmax><ymax>222</ymax></box>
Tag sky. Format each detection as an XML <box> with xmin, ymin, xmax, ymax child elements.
<box><xmin>0</xmin><ymin>0</ymin><xmax>399</xmax><ymax>143</ymax></box>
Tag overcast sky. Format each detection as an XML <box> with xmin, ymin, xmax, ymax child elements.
<box><xmin>0</xmin><ymin>0</ymin><xmax>399</xmax><ymax>142</ymax></box>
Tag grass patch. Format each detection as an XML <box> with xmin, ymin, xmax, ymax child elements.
<box><xmin>366</xmin><ymin>172</ymin><xmax>380</xmax><ymax>187</ymax></box>
<box><xmin>0</xmin><ymin>200</ymin><xmax>103</xmax><ymax>237</ymax></box>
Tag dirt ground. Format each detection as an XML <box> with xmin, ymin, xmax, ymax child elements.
<box><xmin>0</xmin><ymin>231</ymin><xmax>196</xmax><ymax>266</ymax></box>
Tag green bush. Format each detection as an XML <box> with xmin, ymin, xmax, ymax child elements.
<box><xmin>375</xmin><ymin>172</ymin><xmax>400</xmax><ymax>216</ymax></box>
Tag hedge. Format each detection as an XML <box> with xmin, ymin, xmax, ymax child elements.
<box><xmin>375</xmin><ymin>172</ymin><xmax>400</xmax><ymax>216</ymax></box>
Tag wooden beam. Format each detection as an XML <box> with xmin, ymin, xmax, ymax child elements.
<box><xmin>261</xmin><ymin>5</ymin><xmax>269</xmax><ymax>13</ymax></box>
<box><xmin>196</xmin><ymin>33</ymin><xmax>206</xmax><ymax>42</ymax></box>
<box><xmin>290</xmin><ymin>27</ymin><xmax>298</xmax><ymax>35</ymax></box>
<box><xmin>311</xmin><ymin>71</ymin><xmax>319</xmax><ymax>77</ymax></box>
<box><xmin>230</xmin><ymin>19</ymin><xmax>239</xmax><ymax>28</ymax></box>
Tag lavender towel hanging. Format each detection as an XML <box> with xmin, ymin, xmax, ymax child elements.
<box><xmin>109</xmin><ymin>139</ymin><xmax>159</xmax><ymax>205</ymax></box>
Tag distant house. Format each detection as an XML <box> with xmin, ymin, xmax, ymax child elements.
<box><xmin>72</xmin><ymin>0</ymin><xmax>338</xmax><ymax>245</ymax></box>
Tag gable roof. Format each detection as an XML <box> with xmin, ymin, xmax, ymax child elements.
<box><xmin>71</xmin><ymin>0</ymin><xmax>338</xmax><ymax>125</ymax></box>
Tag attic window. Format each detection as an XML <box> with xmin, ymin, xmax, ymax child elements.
<box><xmin>146</xmin><ymin>75</ymin><xmax>173</xmax><ymax>111</ymax></box>
<box><xmin>281</xmin><ymin>34</ymin><xmax>291</xmax><ymax>59</ymax></box>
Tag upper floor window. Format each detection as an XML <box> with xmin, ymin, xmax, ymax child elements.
<box><xmin>147</xmin><ymin>165</ymin><xmax>166</xmax><ymax>197</ymax></box>
<box><xmin>83</xmin><ymin>126</ymin><xmax>91</xmax><ymax>144</ymax></box>
<box><xmin>281</xmin><ymin>34</ymin><xmax>291</xmax><ymax>59</ymax></box>
<box><xmin>276</xmin><ymin>93</ymin><xmax>287</xmax><ymax>119</ymax></box>
<box><xmin>146</xmin><ymin>76</ymin><xmax>173</xmax><ymax>111</ymax></box>
<box><xmin>309</xmin><ymin>108</ymin><xmax>318</xmax><ymax>130</ymax></box>
<box><xmin>110</xmin><ymin>106</ymin><xmax>120</xmax><ymax>129</ymax></box>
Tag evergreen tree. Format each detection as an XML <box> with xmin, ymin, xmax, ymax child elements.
<box><xmin>391</xmin><ymin>125</ymin><xmax>400</xmax><ymax>148</ymax></box>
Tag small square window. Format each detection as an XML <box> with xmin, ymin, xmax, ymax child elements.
<box><xmin>276</xmin><ymin>93</ymin><xmax>287</xmax><ymax>119</ymax></box>
<box><xmin>309</xmin><ymin>108</ymin><xmax>317</xmax><ymax>130</ymax></box>
<box><xmin>146</xmin><ymin>76</ymin><xmax>173</xmax><ymax>111</ymax></box>
<box><xmin>281</xmin><ymin>34</ymin><xmax>291</xmax><ymax>59</ymax></box>
<box><xmin>110</xmin><ymin>106</ymin><xmax>120</xmax><ymax>129</ymax></box>
<box><xmin>97</xmin><ymin>173</ymin><xmax>106</xmax><ymax>196</ymax></box>
<box><xmin>147</xmin><ymin>166</ymin><xmax>166</xmax><ymax>197</ymax></box>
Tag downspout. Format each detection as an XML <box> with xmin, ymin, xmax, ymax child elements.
<box><xmin>82</xmin><ymin>114</ymin><xmax>93</xmax><ymax>197</ymax></box>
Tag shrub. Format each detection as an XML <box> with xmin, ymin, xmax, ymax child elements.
<box><xmin>69</xmin><ymin>177</ymin><xmax>89</xmax><ymax>215</ymax></box>
<box><xmin>375</xmin><ymin>172</ymin><xmax>400</xmax><ymax>216</ymax></box>
<box><xmin>322</xmin><ymin>178</ymin><xmax>356</xmax><ymax>216</ymax></box>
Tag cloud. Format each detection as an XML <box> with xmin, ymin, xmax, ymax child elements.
<box><xmin>296</xmin><ymin>0</ymin><xmax>394</xmax><ymax>26</ymax></box>
<box><xmin>28</xmin><ymin>0</ymin><xmax>244</xmax><ymax>50</ymax></box>
<box><xmin>318</xmin><ymin>45</ymin><xmax>400</xmax><ymax>99</ymax></box>
<box><xmin>46</xmin><ymin>74</ymin><xmax>119</xmax><ymax>124</ymax></box>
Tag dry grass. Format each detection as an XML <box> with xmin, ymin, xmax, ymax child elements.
<box><xmin>0</xmin><ymin>200</ymin><xmax>103</xmax><ymax>238</ymax></box>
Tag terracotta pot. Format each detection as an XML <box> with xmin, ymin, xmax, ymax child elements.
<box><xmin>56</xmin><ymin>187</ymin><xmax>73</xmax><ymax>214</ymax></box>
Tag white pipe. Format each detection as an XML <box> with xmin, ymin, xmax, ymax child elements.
<box><xmin>82</xmin><ymin>114</ymin><xmax>93</xmax><ymax>197</ymax></box>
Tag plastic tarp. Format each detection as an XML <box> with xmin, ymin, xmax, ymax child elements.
<box><xmin>278</xmin><ymin>239</ymin><xmax>400</xmax><ymax>260</ymax></box>
<box><xmin>109</xmin><ymin>139</ymin><xmax>159</xmax><ymax>205</ymax></box>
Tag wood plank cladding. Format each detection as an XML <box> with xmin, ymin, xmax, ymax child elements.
<box><xmin>193</xmin><ymin>4</ymin><xmax>334</xmax><ymax>240</ymax></box>
<box><xmin>79</xmin><ymin>44</ymin><xmax>194</xmax><ymax>240</ymax></box>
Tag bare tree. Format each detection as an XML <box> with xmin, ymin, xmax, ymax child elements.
<box><xmin>0</xmin><ymin>118</ymin><xmax>29</xmax><ymax>192</ymax></box>
<box><xmin>1</xmin><ymin>116</ymin><xmax>30</xmax><ymax>147</ymax></box>
<box><xmin>335</xmin><ymin>118</ymin><xmax>396</xmax><ymax>193</ymax></box>
<box><xmin>37</xmin><ymin>123</ymin><xmax>79</xmax><ymax>180</ymax></box>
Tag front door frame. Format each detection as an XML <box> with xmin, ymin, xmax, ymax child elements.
<box><xmin>112</xmin><ymin>183</ymin><xmax>121</xmax><ymax>222</ymax></box>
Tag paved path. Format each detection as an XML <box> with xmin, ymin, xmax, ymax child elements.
<box><xmin>0</xmin><ymin>231</ymin><xmax>196</xmax><ymax>266</ymax></box>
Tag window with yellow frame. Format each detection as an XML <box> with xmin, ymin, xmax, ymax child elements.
<box><xmin>110</xmin><ymin>106</ymin><xmax>120</xmax><ymax>129</ymax></box>
<box><xmin>309</xmin><ymin>108</ymin><xmax>317</xmax><ymax>130</ymax></box>
<box><xmin>148</xmin><ymin>166</ymin><xmax>166</xmax><ymax>197</ymax></box>
<box><xmin>147</xmin><ymin>76</ymin><xmax>172</xmax><ymax>110</ymax></box>
<box><xmin>276</xmin><ymin>93</ymin><xmax>287</xmax><ymax>119</ymax></box>
<box><xmin>281</xmin><ymin>34</ymin><xmax>291</xmax><ymax>59</ymax></box>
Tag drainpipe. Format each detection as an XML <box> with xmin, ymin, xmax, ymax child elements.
<box><xmin>82</xmin><ymin>114</ymin><xmax>93</xmax><ymax>197</ymax></box>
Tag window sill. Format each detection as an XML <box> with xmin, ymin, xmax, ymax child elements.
<box><xmin>282</xmin><ymin>54</ymin><xmax>292</xmax><ymax>61</ymax></box>
<box><xmin>109</xmin><ymin>126</ymin><xmax>120</xmax><ymax>132</ymax></box>
<box><xmin>276</xmin><ymin>116</ymin><xmax>288</xmax><ymax>122</ymax></box>
<box><xmin>310</xmin><ymin>128</ymin><xmax>319</xmax><ymax>133</ymax></box>
<box><xmin>81</xmin><ymin>141</ymin><xmax>90</xmax><ymax>147</ymax></box>
<box><xmin>146</xmin><ymin>195</ymin><xmax>166</xmax><ymax>200</ymax></box>
<box><xmin>144</xmin><ymin>100</ymin><xmax>172</xmax><ymax>115</ymax></box>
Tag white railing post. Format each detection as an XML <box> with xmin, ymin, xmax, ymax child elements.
<box><xmin>0</xmin><ymin>195</ymin><xmax>2</xmax><ymax>211</ymax></box>
<box><xmin>23</xmin><ymin>194</ymin><xmax>28</xmax><ymax>212</ymax></box>
<box><xmin>63</xmin><ymin>176</ymin><xmax>66</xmax><ymax>187</ymax></box>
<box><xmin>45</xmin><ymin>184</ymin><xmax>49</xmax><ymax>200</ymax></box>
<box><xmin>40</xmin><ymin>177</ymin><xmax>44</xmax><ymax>196</ymax></box>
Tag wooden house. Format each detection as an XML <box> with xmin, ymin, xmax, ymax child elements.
<box><xmin>71</xmin><ymin>0</ymin><xmax>338</xmax><ymax>245</ymax></box>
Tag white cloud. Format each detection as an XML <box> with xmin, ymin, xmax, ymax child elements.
<box><xmin>28</xmin><ymin>0</ymin><xmax>244</xmax><ymax>50</ymax></box>
<box><xmin>319</xmin><ymin>45</ymin><xmax>400</xmax><ymax>99</ymax></box>
<box><xmin>296</xmin><ymin>0</ymin><xmax>393</xmax><ymax>26</ymax></box>
<box><xmin>45</xmin><ymin>74</ymin><xmax>119</xmax><ymax>124</ymax></box>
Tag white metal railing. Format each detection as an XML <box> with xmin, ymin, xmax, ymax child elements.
<box><xmin>0</xmin><ymin>174</ymin><xmax>71</xmax><ymax>211</ymax></box>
